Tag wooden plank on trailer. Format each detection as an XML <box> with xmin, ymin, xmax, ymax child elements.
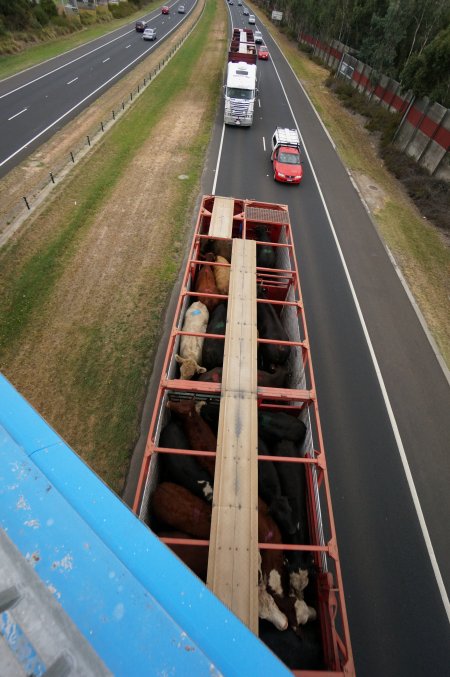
<box><xmin>209</xmin><ymin>196</ymin><xmax>234</xmax><ymax>238</ymax></box>
<box><xmin>207</xmin><ymin>238</ymin><xmax>259</xmax><ymax>633</ymax></box>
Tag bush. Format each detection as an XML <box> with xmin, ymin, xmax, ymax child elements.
<box><xmin>326</xmin><ymin>75</ymin><xmax>449</xmax><ymax>232</ymax></box>
<box><xmin>80</xmin><ymin>10</ymin><xmax>99</xmax><ymax>26</ymax></box>
<box><xmin>32</xmin><ymin>6</ymin><xmax>50</xmax><ymax>27</ymax></box>
<box><xmin>108</xmin><ymin>2</ymin><xmax>136</xmax><ymax>19</ymax></box>
<box><xmin>381</xmin><ymin>146</ymin><xmax>450</xmax><ymax>231</ymax></box>
<box><xmin>298</xmin><ymin>43</ymin><xmax>314</xmax><ymax>55</ymax></box>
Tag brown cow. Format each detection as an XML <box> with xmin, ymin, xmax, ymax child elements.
<box><xmin>195</xmin><ymin>259</ymin><xmax>220</xmax><ymax>313</ymax></box>
<box><xmin>159</xmin><ymin>530</ymin><xmax>209</xmax><ymax>581</ymax></box>
<box><xmin>167</xmin><ymin>399</ymin><xmax>216</xmax><ymax>477</ymax></box>
<box><xmin>152</xmin><ymin>482</ymin><xmax>211</xmax><ymax>538</ymax></box>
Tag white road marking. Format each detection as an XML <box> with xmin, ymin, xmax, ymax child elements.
<box><xmin>0</xmin><ymin>20</ymin><xmax>184</xmax><ymax>170</ymax></box>
<box><xmin>126</xmin><ymin>44</ymin><xmax>131</xmax><ymax>49</ymax></box>
<box><xmin>262</xmin><ymin>136</ymin><xmax>266</xmax><ymax>151</ymax></box>
<box><xmin>0</xmin><ymin>29</ymin><xmax>137</xmax><ymax>99</ymax></box>
<box><xmin>66</xmin><ymin>77</ymin><xmax>78</xmax><ymax>85</ymax></box>
<box><xmin>8</xmin><ymin>108</ymin><xmax>27</xmax><ymax>121</ymax></box>
<box><xmin>212</xmin><ymin>123</ymin><xmax>226</xmax><ymax>195</ymax></box>
<box><xmin>102</xmin><ymin>58</ymin><xmax>110</xmax><ymax>63</ymax></box>
<box><xmin>0</xmin><ymin>0</ymin><xmax>196</xmax><ymax>169</ymax></box>
<box><xmin>268</xmin><ymin>49</ymin><xmax>450</xmax><ymax>624</ymax></box>
<box><xmin>258</xmin><ymin>98</ymin><xmax>261</xmax><ymax>108</ymax></box>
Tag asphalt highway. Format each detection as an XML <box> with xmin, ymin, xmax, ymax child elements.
<box><xmin>203</xmin><ymin>4</ymin><xmax>450</xmax><ymax>675</ymax></box>
<box><xmin>3</xmin><ymin>2</ymin><xmax>449</xmax><ymax>673</ymax></box>
<box><xmin>0</xmin><ymin>0</ymin><xmax>196</xmax><ymax>177</ymax></box>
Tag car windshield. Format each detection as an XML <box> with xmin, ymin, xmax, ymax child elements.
<box><xmin>278</xmin><ymin>151</ymin><xmax>300</xmax><ymax>165</ymax></box>
<box><xmin>227</xmin><ymin>87</ymin><xmax>254</xmax><ymax>100</ymax></box>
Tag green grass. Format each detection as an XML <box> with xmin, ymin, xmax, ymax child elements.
<box><xmin>0</xmin><ymin>1</ymin><xmax>158</xmax><ymax>80</ymax></box>
<box><xmin>0</xmin><ymin>0</ymin><xmax>225</xmax><ymax>491</ymax></box>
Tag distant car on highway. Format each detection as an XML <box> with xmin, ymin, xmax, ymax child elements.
<box><xmin>135</xmin><ymin>20</ymin><xmax>147</xmax><ymax>32</ymax></box>
<box><xmin>254</xmin><ymin>30</ymin><xmax>263</xmax><ymax>43</ymax></box>
<box><xmin>143</xmin><ymin>27</ymin><xmax>157</xmax><ymax>41</ymax></box>
<box><xmin>161</xmin><ymin>5</ymin><xmax>170</xmax><ymax>13</ymax></box>
<box><xmin>243</xmin><ymin>9</ymin><xmax>249</xmax><ymax>16</ymax></box>
<box><xmin>178</xmin><ymin>4</ymin><xmax>185</xmax><ymax>12</ymax></box>
<box><xmin>248</xmin><ymin>14</ymin><xmax>255</xmax><ymax>24</ymax></box>
<box><xmin>258</xmin><ymin>45</ymin><xmax>269</xmax><ymax>60</ymax></box>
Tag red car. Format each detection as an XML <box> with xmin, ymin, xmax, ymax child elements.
<box><xmin>258</xmin><ymin>45</ymin><xmax>269</xmax><ymax>60</ymax></box>
<box><xmin>272</xmin><ymin>146</ymin><xmax>303</xmax><ymax>184</ymax></box>
<box><xmin>161</xmin><ymin>5</ymin><xmax>170</xmax><ymax>13</ymax></box>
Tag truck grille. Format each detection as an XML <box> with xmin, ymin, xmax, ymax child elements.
<box><xmin>230</xmin><ymin>100</ymin><xmax>250</xmax><ymax>117</ymax></box>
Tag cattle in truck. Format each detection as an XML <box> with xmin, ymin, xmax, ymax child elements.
<box><xmin>175</xmin><ymin>301</ymin><xmax>209</xmax><ymax>379</ymax></box>
<box><xmin>257</xmin><ymin>287</ymin><xmax>291</xmax><ymax>369</ymax></box>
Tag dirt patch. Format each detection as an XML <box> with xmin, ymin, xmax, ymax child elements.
<box><xmin>351</xmin><ymin>171</ymin><xmax>387</xmax><ymax>212</ymax></box>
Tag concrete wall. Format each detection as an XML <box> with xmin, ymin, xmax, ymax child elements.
<box><xmin>297</xmin><ymin>30</ymin><xmax>449</xmax><ymax>179</ymax></box>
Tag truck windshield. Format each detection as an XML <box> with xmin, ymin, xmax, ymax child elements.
<box><xmin>278</xmin><ymin>151</ymin><xmax>300</xmax><ymax>164</ymax></box>
<box><xmin>226</xmin><ymin>87</ymin><xmax>255</xmax><ymax>100</ymax></box>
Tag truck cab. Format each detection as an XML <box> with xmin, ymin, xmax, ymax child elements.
<box><xmin>224</xmin><ymin>62</ymin><xmax>257</xmax><ymax>126</ymax></box>
<box><xmin>271</xmin><ymin>127</ymin><xmax>303</xmax><ymax>184</ymax></box>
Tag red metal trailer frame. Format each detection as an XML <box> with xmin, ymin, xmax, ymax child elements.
<box><xmin>133</xmin><ymin>196</ymin><xmax>354</xmax><ymax>675</ymax></box>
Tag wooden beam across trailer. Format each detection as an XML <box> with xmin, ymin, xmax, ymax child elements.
<box><xmin>208</xmin><ymin>196</ymin><xmax>235</xmax><ymax>238</ymax></box>
<box><xmin>207</xmin><ymin>237</ymin><xmax>259</xmax><ymax>633</ymax></box>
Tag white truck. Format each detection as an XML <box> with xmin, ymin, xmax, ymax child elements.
<box><xmin>224</xmin><ymin>29</ymin><xmax>257</xmax><ymax>126</ymax></box>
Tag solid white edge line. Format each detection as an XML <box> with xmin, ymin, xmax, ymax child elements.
<box><xmin>0</xmin><ymin>12</ymin><xmax>193</xmax><ymax>170</ymax></box>
<box><xmin>212</xmin><ymin>122</ymin><xmax>226</xmax><ymax>195</ymax></box>
<box><xmin>268</xmin><ymin>44</ymin><xmax>450</xmax><ymax>622</ymax></box>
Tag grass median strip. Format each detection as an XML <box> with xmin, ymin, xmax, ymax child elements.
<box><xmin>0</xmin><ymin>0</ymin><xmax>226</xmax><ymax>492</ymax></box>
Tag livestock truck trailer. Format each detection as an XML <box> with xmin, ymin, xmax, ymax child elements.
<box><xmin>134</xmin><ymin>195</ymin><xmax>355</xmax><ymax>675</ymax></box>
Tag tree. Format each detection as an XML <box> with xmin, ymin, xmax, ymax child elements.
<box><xmin>400</xmin><ymin>24</ymin><xmax>450</xmax><ymax>105</ymax></box>
<box><xmin>0</xmin><ymin>0</ymin><xmax>33</xmax><ymax>31</ymax></box>
<box><xmin>358</xmin><ymin>0</ymin><xmax>411</xmax><ymax>75</ymax></box>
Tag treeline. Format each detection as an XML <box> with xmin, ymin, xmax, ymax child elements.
<box><xmin>0</xmin><ymin>0</ymin><xmax>149</xmax><ymax>34</ymax></box>
<box><xmin>0</xmin><ymin>0</ymin><xmax>59</xmax><ymax>32</ymax></box>
<box><xmin>257</xmin><ymin>0</ymin><xmax>450</xmax><ymax>106</ymax></box>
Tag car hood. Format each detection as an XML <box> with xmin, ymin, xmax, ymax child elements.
<box><xmin>274</xmin><ymin>159</ymin><xmax>302</xmax><ymax>177</ymax></box>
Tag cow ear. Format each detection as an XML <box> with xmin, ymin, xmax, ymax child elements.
<box><xmin>197</xmin><ymin>367</ymin><xmax>207</xmax><ymax>374</ymax></box>
<box><xmin>175</xmin><ymin>354</ymin><xmax>184</xmax><ymax>364</ymax></box>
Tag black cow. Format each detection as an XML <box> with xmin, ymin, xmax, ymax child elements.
<box><xmin>259</xmin><ymin>620</ymin><xmax>323</xmax><ymax>670</ymax></box>
<box><xmin>159</xmin><ymin>420</ymin><xmax>214</xmax><ymax>502</ymax></box>
<box><xmin>255</xmin><ymin>225</ymin><xmax>276</xmax><ymax>269</ymax></box>
<box><xmin>274</xmin><ymin>438</ymin><xmax>309</xmax><ymax>545</ymax></box>
<box><xmin>202</xmin><ymin>303</ymin><xmax>227</xmax><ymax>371</ymax></box>
<box><xmin>257</xmin><ymin>288</ymin><xmax>291</xmax><ymax>369</ymax></box>
<box><xmin>259</xmin><ymin>410</ymin><xmax>307</xmax><ymax>444</ymax></box>
<box><xmin>258</xmin><ymin>437</ymin><xmax>297</xmax><ymax>536</ymax></box>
